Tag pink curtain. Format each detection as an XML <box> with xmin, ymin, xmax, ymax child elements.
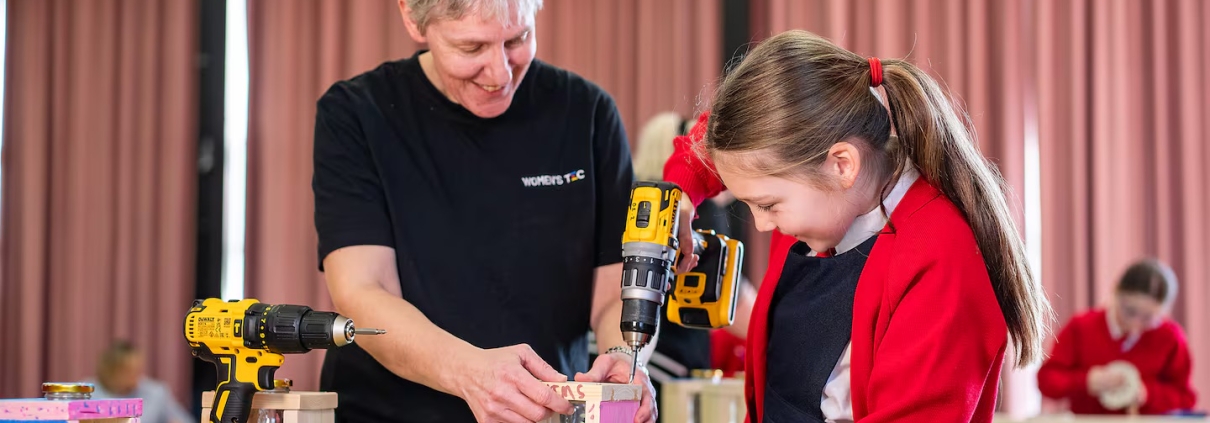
<box><xmin>1036</xmin><ymin>0</ymin><xmax>1210</xmax><ymax>412</ymax></box>
<box><xmin>0</xmin><ymin>0</ymin><xmax>198</xmax><ymax>402</ymax></box>
<box><xmin>535</xmin><ymin>0</ymin><xmax>721</xmax><ymax>146</ymax></box>
<box><xmin>245</xmin><ymin>0</ymin><xmax>420</xmax><ymax>391</ymax></box>
<box><xmin>244</xmin><ymin>1</ymin><xmax>720</xmax><ymax>391</ymax></box>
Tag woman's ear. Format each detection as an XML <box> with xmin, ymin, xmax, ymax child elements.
<box><xmin>400</xmin><ymin>1</ymin><xmax>428</xmax><ymax>43</ymax></box>
<box><xmin>826</xmin><ymin>141</ymin><xmax>862</xmax><ymax>189</ymax></box>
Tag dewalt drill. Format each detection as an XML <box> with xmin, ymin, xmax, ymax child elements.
<box><xmin>619</xmin><ymin>181</ymin><xmax>744</xmax><ymax>382</ymax></box>
<box><xmin>184</xmin><ymin>298</ymin><xmax>385</xmax><ymax>423</ymax></box>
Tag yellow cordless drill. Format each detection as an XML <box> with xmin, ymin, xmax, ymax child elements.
<box><xmin>619</xmin><ymin>181</ymin><xmax>744</xmax><ymax>382</ymax></box>
<box><xmin>184</xmin><ymin>298</ymin><xmax>385</xmax><ymax>423</ymax></box>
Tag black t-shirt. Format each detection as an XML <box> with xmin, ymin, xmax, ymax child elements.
<box><xmin>312</xmin><ymin>51</ymin><xmax>634</xmax><ymax>422</ymax></box>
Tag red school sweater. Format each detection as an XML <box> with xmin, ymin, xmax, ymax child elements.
<box><xmin>664</xmin><ymin>111</ymin><xmax>1009</xmax><ymax>422</ymax></box>
<box><xmin>1036</xmin><ymin>308</ymin><xmax>1197</xmax><ymax>414</ymax></box>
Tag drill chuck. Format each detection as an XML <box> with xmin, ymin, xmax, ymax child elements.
<box><xmin>620</xmin><ymin>298</ymin><xmax>660</xmax><ymax>346</ymax></box>
<box><xmin>619</xmin><ymin>242</ymin><xmax>677</xmax><ymax>347</ymax></box>
<box><xmin>245</xmin><ymin>303</ymin><xmax>353</xmax><ymax>353</ymax></box>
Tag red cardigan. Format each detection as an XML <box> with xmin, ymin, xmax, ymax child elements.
<box><xmin>665</xmin><ymin>112</ymin><xmax>1009</xmax><ymax>422</ymax></box>
<box><xmin>1036</xmin><ymin>309</ymin><xmax>1197</xmax><ymax>414</ymax></box>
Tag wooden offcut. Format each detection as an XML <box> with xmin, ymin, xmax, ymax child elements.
<box><xmin>538</xmin><ymin>382</ymin><xmax>640</xmax><ymax>423</ymax></box>
<box><xmin>198</xmin><ymin>391</ymin><xmax>335</xmax><ymax>423</ymax></box>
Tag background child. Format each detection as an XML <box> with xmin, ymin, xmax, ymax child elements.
<box><xmin>1038</xmin><ymin>258</ymin><xmax>1197</xmax><ymax>414</ymax></box>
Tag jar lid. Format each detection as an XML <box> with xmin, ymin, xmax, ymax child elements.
<box><xmin>42</xmin><ymin>382</ymin><xmax>95</xmax><ymax>394</ymax></box>
<box><xmin>274</xmin><ymin>379</ymin><xmax>293</xmax><ymax>389</ymax></box>
<box><xmin>690</xmin><ymin>369</ymin><xmax>723</xmax><ymax>380</ymax></box>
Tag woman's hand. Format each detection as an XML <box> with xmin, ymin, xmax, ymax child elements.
<box><xmin>453</xmin><ymin>344</ymin><xmax>575</xmax><ymax>423</ymax></box>
<box><xmin>575</xmin><ymin>351</ymin><xmax>657</xmax><ymax>423</ymax></box>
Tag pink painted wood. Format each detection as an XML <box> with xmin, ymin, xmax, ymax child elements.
<box><xmin>0</xmin><ymin>398</ymin><xmax>143</xmax><ymax>420</ymax></box>
<box><xmin>598</xmin><ymin>400</ymin><xmax>640</xmax><ymax>423</ymax></box>
<box><xmin>539</xmin><ymin>382</ymin><xmax>640</xmax><ymax>423</ymax></box>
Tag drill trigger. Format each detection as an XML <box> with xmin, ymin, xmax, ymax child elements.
<box><xmin>258</xmin><ymin>366</ymin><xmax>278</xmax><ymax>391</ymax></box>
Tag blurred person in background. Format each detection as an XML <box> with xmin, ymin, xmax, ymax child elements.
<box><xmin>87</xmin><ymin>340</ymin><xmax>193</xmax><ymax>423</ymax></box>
<box><xmin>1038</xmin><ymin>258</ymin><xmax>1198</xmax><ymax>415</ymax></box>
<box><xmin>633</xmin><ymin>111</ymin><xmax>756</xmax><ymax>387</ymax></box>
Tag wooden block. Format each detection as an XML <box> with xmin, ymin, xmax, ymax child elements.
<box><xmin>199</xmin><ymin>391</ymin><xmax>335</xmax><ymax>423</ymax></box>
<box><xmin>199</xmin><ymin>391</ymin><xmax>337</xmax><ymax>410</ymax></box>
<box><xmin>698</xmin><ymin>379</ymin><xmax>745</xmax><ymax>423</ymax></box>
<box><xmin>538</xmin><ymin>382</ymin><xmax>640</xmax><ymax>423</ymax></box>
<box><xmin>200</xmin><ymin>408</ymin><xmax>335</xmax><ymax>423</ymax></box>
<box><xmin>282</xmin><ymin>410</ymin><xmax>334</xmax><ymax>423</ymax></box>
<box><xmin>658</xmin><ymin>379</ymin><xmax>713</xmax><ymax>423</ymax></box>
<box><xmin>0</xmin><ymin>398</ymin><xmax>143</xmax><ymax>420</ymax></box>
<box><xmin>543</xmin><ymin>382</ymin><xmax>640</xmax><ymax>403</ymax></box>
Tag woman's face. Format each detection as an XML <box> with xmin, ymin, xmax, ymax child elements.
<box><xmin>404</xmin><ymin>5</ymin><xmax>537</xmax><ymax>118</ymax></box>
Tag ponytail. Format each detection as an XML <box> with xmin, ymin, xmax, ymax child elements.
<box><xmin>880</xmin><ymin>60</ymin><xmax>1053</xmax><ymax>367</ymax></box>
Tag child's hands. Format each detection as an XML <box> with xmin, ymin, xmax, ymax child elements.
<box><xmin>1087</xmin><ymin>365</ymin><xmax>1126</xmax><ymax>394</ymax></box>
<box><xmin>675</xmin><ymin>194</ymin><xmax>699</xmax><ymax>273</ymax></box>
<box><xmin>1134</xmin><ymin>382</ymin><xmax>1147</xmax><ymax>406</ymax></box>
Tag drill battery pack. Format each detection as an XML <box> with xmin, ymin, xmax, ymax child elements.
<box><xmin>668</xmin><ymin>229</ymin><xmax>744</xmax><ymax>329</ymax></box>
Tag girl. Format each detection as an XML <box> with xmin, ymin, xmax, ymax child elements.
<box><xmin>663</xmin><ymin>30</ymin><xmax>1052</xmax><ymax>422</ymax></box>
<box><xmin>1037</xmin><ymin>259</ymin><xmax>1197</xmax><ymax>414</ymax></box>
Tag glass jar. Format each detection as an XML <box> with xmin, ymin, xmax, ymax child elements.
<box><xmin>690</xmin><ymin>369</ymin><xmax>723</xmax><ymax>383</ymax></box>
<box><xmin>559</xmin><ymin>401</ymin><xmax>586</xmax><ymax>423</ymax></box>
<box><xmin>42</xmin><ymin>382</ymin><xmax>94</xmax><ymax>400</ymax></box>
<box><xmin>252</xmin><ymin>379</ymin><xmax>292</xmax><ymax>423</ymax></box>
<box><xmin>689</xmin><ymin>369</ymin><xmax>724</xmax><ymax>423</ymax></box>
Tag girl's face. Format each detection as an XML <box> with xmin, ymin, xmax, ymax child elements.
<box><xmin>712</xmin><ymin>142</ymin><xmax>877</xmax><ymax>252</ymax></box>
<box><xmin>1114</xmin><ymin>292</ymin><xmax>1163</xmax><ymax>334</ymax></box>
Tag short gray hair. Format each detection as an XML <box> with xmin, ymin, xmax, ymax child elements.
<box><xmin>407</xmin><ymin>0</ymin><xmax>543</xmax><ymax>32</ymax></box>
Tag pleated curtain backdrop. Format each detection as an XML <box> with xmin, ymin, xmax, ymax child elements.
<box><xmin>535</xmin><ymin>0</ymin><xmax>722</xmax><ymax>146</ymax></box>
<box><xmin>1035</xmin><ymin>0</ymin><xmax>1210</xmax><ymax>413</ymax></box>
<box><xmin>244</xmin><ymin>0</ymin><xmax>421</xmax><ymax>391</ymax></box>
<box><xmin>243</xmin><ymin>0</ymin><xmax>722</xmax><ymax>391</ymax></box>
<box><xmin>0</xmin><ymin>0</ymin><xmax>198</xmax><ymax>403</ymax></box>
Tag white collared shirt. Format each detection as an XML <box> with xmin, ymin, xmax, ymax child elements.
<box><xmin>812</xmin><ymin>166</ymin><xmax>919</xmax><ymax>422</ymax></box>
<box><xmin>1105</xmin><ymin>303</ymin><xmax>1161</xmax><ymax>352</ymax></box>
<box><xmin>1106</xmin><ymin>306</ymin><xmax>1141</xmax><ymax>352</ymax></box>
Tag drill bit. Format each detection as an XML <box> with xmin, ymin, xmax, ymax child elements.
<box><xmin>355</xmin><ymin>328</ymin><xmax>387</xmax><ymax>335</ymax></box>
<box><xmin>627</xmin><ymin>344</ymin><xmax>640</xmax><ymax>383</ymax></box>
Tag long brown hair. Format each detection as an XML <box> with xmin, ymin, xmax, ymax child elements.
<box><xmin>705</xmin><ymin>30</ymin><xmax>1052</xmax><ymax>367</ymax></box>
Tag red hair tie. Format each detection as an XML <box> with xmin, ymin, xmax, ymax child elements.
<box><xmin>868</xmin><ymin>57</ymin><xmax>883</xmax><ymax>87</ymax></box>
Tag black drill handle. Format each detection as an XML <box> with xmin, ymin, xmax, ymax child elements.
<box><xmin>212</xmin><ymin>379</ymin><xmax>256</xmax><ymax>423</ymax></box>
<box><xmin>204</xmin><ymin>351</ymin><xmax>277</xmax><ymax>423</ymax></box>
